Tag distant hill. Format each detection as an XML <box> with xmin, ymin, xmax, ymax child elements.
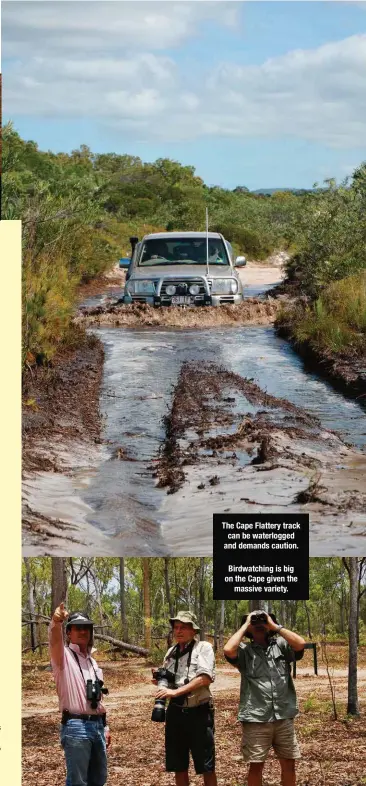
<box><xmin>251</xmin><ymin>187</ymin><xmax>315</xmax><ymax>195</ymax></box>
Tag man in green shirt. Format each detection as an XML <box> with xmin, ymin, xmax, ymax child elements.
<box><xmin>224</xmin><ymin>610</ymin><xmax>305</xmax><ymax>786</ymax></box>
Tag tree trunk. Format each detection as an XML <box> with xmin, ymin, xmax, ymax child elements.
<box><xmin>143</xmin><ymin>559</ymin><xmax>151</xmax><ymax>650</ymax></box>
<box><xmin>347</xmin><ymin>558</ymin><xmax>359</xmax><ymax>715</ymax></box>
<box><xmin>198</xmin><ymin>558</ymin><xmax>205</xmax><ymax>641</ymax></box>
<box><xmin>90</xmin><ymin>561</ymin><xmax>105</xmax><ymax>627</ymax></box>
<box><xmin>164</xmin><ymin>558</ymin><xmax>174</xmax><ymax>618</ymax></box>
<box><xmin>218</xmin><ymin>600</ymin><xmax>225</xmax><ymax>651</ymax></box>
<box><xmin>94</xmin><ymin>633</ymin><xmax>149</xmax><ymax>656</ymax></box>
<box><xmin>339</xmin><ymin>585</ymin><xmax>345</xmax><ymax>635</ymax></box>
<box><xmin>24</xmin><ymin>558</ymin><xmax>38</xmax><ymax>652</ymax></box>
<box><xmin>280</xmin><ymin>600</ymin><xmax>286</xmax><ymax>626</ymax></box>
<box><xmin>213</xmin><ymin>601</ymin><xmax>219</xmax><ymax>653</ymax></box>
<box><xmin>51</xmin><ymin>558</ymin><xmax>67</xmax><ymax>613</ymax></box>
<box><xmin>290</xmin><ymin>601</ymin><xmax>298</xmax><ymax>630</ymax></box>
<box><xmin>303</xmin><ymin>601</ymin><xmax>312</xmax><ymax>639</ymax></box>
<box><xmin>234</xmin><ymin>601</ymin><xmax>239</xmax><ymax>631</ymax></box>
<box><xmin>119</xmin><ymin>558</ymin><xmax>128</xmax><ymax>642</ymax></box>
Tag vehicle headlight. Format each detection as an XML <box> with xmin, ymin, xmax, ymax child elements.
<box><xmin>189</xmin><ymin>284</ymin><xmax>200</xmax><ymax>295</ymax></box>
<box><xmin>211</xmin><ymin>278</ymin><xmax>238</xmax><ymax>295</ymax></box>
<box><xmin>127</xmin><ymin>280</ymin><xmax>156</xmax><ymax>295</ymax></box>
<box><xmin>165</xmin><ymin>284</ymin><xmax>176</xmax><ymax>296</ymax></box>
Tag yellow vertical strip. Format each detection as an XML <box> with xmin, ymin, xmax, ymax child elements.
<box><xmin>0</xmin><ymin>220</ymin><xmax>22</xmax><ymax>786</ymax></box>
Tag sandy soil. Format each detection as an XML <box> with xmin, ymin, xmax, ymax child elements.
<box><xmin>238</xmin><ymin>259</ymin><xmax>285</xmax><ymax>288</ymax></box>
<box><xmin>22</xmin><ymin>654</ymin><xmax>366</xmax><ymax>786</ymax></box>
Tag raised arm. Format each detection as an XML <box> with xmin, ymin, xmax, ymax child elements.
<box><xmin>266</xmin><ymin>615</ymin><xmax>305</xmax><ymax>651</ymax></box>
<box><xmin>223</xmin><ymin>615</ymin><xmax>252</xmax><ymax>659</ymax></box>
<box><xmin>49</xmin><ymin>602</ymin><xmax>69</xmax><ymax>669</ymax></box>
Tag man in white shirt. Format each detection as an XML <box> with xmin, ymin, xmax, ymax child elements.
<box><xmin>152</xmin><ymin>610</ymin><xmax>217</xmax><ymax>786</ymax></box>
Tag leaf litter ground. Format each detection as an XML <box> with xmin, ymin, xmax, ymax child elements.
<box><xmin>22</xmin><ymin>647</ymin><xmax>366</xmax><ymax>786</ymax></box>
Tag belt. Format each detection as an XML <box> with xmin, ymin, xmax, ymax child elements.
<box><xmin>170</xmin><ymin>699</ymin><xmax>212</xmax><ymax>712</ymax></box>
<box><xmin>62</xmin><ymin>711</ymin><xmax>106</xmax><ymax>725</ymax></box>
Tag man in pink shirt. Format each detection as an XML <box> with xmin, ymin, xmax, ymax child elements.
<box><xmin>49</xmin><ymin>603</ymin><xmax>111</xmax><ymax>786</ymax></box>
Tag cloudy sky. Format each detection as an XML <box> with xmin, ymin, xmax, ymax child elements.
<box><xmin>2</xmin><ymin>1</ymin><xmax>366</xmax><ymax>189</ymax></box>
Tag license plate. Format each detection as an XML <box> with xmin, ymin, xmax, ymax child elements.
<box><xmin>171</xmin><ymin>296</ymin><xmax>194</xmax><ymax>305</ymax></box>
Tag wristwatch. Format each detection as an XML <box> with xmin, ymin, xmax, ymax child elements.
<box><xmin>276</xmin><ymin>625</ymin><xmax>284</xmax><ymax>633</ymax></box>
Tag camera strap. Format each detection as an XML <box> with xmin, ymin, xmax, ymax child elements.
<box><xmin>172</xmin><ymin>640</ymin><xmax>195</xmax><ymax>682</ymax></box>
<box><xmin>70</xmin><ymin>648</ymin><xmax>99</xmax><ymax>685</ymax></box>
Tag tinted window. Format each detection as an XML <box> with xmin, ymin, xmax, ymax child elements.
<box><xmin>138</xmin><ymin>238</ymin><xmax>230</xmax><ymax>266</ymax></box>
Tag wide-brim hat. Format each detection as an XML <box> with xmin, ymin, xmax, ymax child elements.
<box><xmin>169</xmin><ymin>610</ymin><xmax>200</xmax><ymax>632</ymax></box>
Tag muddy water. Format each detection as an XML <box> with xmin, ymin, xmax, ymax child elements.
<box><xmin>70</xmin><ymin>325</ymin><xmax>366</xmax><ymax>556</ymax></box>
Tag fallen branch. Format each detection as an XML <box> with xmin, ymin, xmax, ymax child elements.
<box><xmin>94</xmin><ymin>633</ymin><xmax>149</xmax><ymax>656</ymax></box>
<box><xmin>22</xmin><ymin>642</ymin><xmax>48</xmax><ymax>653</ymax></box>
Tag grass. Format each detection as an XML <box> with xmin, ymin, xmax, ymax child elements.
<box><xmin>277</xmin><ymin>270</ymin><xmax>366</xmax><ymax>356</ymax></box>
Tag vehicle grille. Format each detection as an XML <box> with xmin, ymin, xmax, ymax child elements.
<box><xmin>160</xmin><ymin>278</ymin><xmax>207</xmax><ymax>298</ymax></box>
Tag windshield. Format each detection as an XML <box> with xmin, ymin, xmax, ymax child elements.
<box><xmin>138</xmin><ymin>238</ymin><xmax>230</xmax><ymax>266</ymax></box>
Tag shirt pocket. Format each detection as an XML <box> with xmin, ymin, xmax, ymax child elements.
<box><xmin>272</xmin><ymin>652</ymin><xmax>289</xmax><ymax>678</ymax></box>
<box><xmin>246</xmin><ymin>651</ymin><xmax>267</xmax><ymax>680</ymax></box>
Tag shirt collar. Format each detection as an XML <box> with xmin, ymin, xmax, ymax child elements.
<box><xmin>173</xmin><ymin>639</ymin><xmax>195</xmax><ymax>658</ymax></box>
<box><xmin>69</xmin><ymin>642</ymin><xmax>91</xmax><ymax>658</ymax></box>
<box><xmin>250</xmin><ymin>637</ymin><xmax>276</xmax><ymax>651</ymax></box>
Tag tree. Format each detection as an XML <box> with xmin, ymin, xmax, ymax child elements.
<box><xmin>163</xmin><ymin>558</ymin><xmax>174</xmax><ymax>619</ymax></box>
<box><xmin>143</xmin><ymin>559</ymin><xmax>151</xmax><ymax>650</ymax></box>
<box><xmin>198</xmin><ymin>558</ymin><xmax>206</xmax><ymax>640</ymax></box>
<box><xmin>24</xmin><ymin>558</ymin><xmax>38</xmax><ymax>652</ymax></box>
<box><xmin>343</xmin><ymin>558</ymin><xmax>359</xmax><ymax>716</ymax></box>
<box><xmin>218</xmin><ymin>600</ymin><xmax>225</xmax><ymax>651</ymax></box>
<box><xmin>22</xmin><ymin>557</ymin><xmax>366</xmax><ymax>667</ymax></box>
<box><xmin>119</xmin><ymin>558</ymin><xmax>128</xmax><ymax>642</ymax></box>
<box><xmin>51</xmin><ymin>558</ymin><xmax>67</xmax><ymax>612</ymax></box>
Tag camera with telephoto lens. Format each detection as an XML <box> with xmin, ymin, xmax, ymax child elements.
<box><xmin>250</xmin><ymin>612</ymin><xmax>268</xmax><ymax>625</ymax></box>
<box><xmin>86</xmin><ymin>679</ymin><xmax>109</xmax><ymax>710</ymax></box>
<box><xmin>151</xmin><ymin>668</ymin><xmax>176</xmax><ymax>722</ymax></box>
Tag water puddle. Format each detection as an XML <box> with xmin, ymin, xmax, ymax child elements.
<box><xmin>23</xmin><ymin>325</ymin><xmax>366</xmax><ymax>555</ymax></box>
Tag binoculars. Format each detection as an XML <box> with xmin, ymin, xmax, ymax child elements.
<box><xmin>250</xmin><ymin>612</ymin><xmax>268</xmax><ymax>625</ymax></box>
<box><xmin>86</xmin><ymin>679</ymin><xmax>109</xmax><ymax>710</ymax></box>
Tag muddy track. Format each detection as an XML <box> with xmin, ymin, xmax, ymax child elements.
<box><xmin>154</xmin><ymin>361</ymin><xmax>366</xmax><ymax>518</ymax></box>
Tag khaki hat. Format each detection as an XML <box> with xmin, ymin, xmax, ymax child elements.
<box><xmin>169</xmin><ymin>610</ymin><xmax>200</xmax><ymax>632</ymax></box>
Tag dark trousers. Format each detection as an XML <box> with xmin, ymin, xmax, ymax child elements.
<box><xmin>165</xmin><ymin>701</ymin><xmax>215</xmax><ymax>774</ymax></box>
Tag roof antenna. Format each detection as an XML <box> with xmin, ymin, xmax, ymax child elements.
<box><xmin>205</xmin><ymin>207</ymin><xmax>210</xmax><ymax>277</ymax></box>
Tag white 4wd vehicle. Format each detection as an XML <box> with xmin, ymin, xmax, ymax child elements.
<box><xmin>120</xmin><ymin>231</ymin><xmax>246</xmax><ymax>307</ymax></box>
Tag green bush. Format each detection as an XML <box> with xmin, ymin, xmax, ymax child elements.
<box><xmin>278</xmin><ymin>271</ymin><xmax>366</xmax><ymax>356</ymax></box>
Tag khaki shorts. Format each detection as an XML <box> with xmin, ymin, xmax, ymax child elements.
<box><xmin>241</xmin><ymin>718</ymin><xmax>301</xmax><ymax>763</ymax></box>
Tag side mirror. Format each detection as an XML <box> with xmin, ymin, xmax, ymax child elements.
<box><xmin>235</xmin><ymin>256</ymin><xmax>247</xmax><ymax>267</ymax></box>
<box><xmin>119</xmin><ymin>257</ymin><xmax>131</xmax><ymax>269</ymax></box>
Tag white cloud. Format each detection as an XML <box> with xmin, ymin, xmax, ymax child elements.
<box><xmin>2</xmin><ymin>1</ymin><xmax>239</xmax><ymax>54</ymax></box>
<box><xmin>2</xmin><ymin>2</ymin><xmax>366</xmax><ymax>149</ymax></box>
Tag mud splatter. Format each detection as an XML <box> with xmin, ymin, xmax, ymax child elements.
<box><xmin>76</xmin><ymin>298</ymin><xmax>281</xmax><ymax>328</ymax></box>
